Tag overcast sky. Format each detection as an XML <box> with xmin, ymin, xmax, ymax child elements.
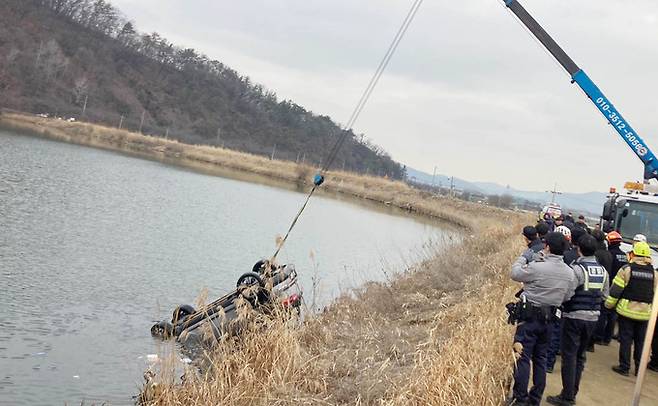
<box><xmin>111</xmin><ymin>0</ymin><xmax>658</xmax><ymax>193</ymax></box>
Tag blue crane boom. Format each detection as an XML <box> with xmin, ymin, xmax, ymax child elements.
<box><xmin>503</xmin><ymin>0</ymin><xmax>658</xmax><ymax>180</ymax></box>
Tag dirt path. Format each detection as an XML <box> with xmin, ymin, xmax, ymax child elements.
<box><xmin>544</xmin><ymin>341</ymin><xmax>658</xmax><ymax>405</ymax></box>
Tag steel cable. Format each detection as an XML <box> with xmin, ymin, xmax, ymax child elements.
<box><xmin>271</xmin><ymin>0</ymin><xmax>424</xmax><ymax>262</ymax></box>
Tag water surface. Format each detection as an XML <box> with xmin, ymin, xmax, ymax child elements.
<box><xmin>0</xmin><ymin>130</ymin><xmax>456</xmax><ymax>405</ymax></box>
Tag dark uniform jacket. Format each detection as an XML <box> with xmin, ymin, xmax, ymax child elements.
<box><xmin>608</xmin><ymin>243</ymin><xmax>628</xmax><ymax>280</ymax></box>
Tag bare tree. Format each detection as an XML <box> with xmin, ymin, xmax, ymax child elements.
<box><xmin>72</xmin><ymin>75</ymin><xmax>89</xmax><ymax>104</ymax></box>
<box><xmin>37</xmin><ymin>39</ymin><xmax>69</xmax><ymax>80</ymax></box>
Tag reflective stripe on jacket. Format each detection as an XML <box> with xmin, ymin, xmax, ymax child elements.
<box><xmin>605</xmin><ymin>257</ymin><xmax>657</xmax><ymax>321</ymax></box>
<box><xmin>563</xmin><ymin>259</ymin><xmax>607</xmax><ymax>312</ymax></box>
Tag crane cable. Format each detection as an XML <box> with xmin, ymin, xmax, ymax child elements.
<box><xmin>270</xmin><ymin>0</ymin><xmax>425</xmax><ymax>263</ymax></box>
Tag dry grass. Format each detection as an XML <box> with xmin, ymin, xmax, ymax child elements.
<box><xmin>388</xmin><ymin>229</ymin><xmax>523</xmax><ymax>405</ymax></box>
<box><xmin>139</xmin><ymin>225</ymin><xmax>525</xmax><ymax>406</ymax></box>
<box><xmin>1</xmin><ymin>111</ymin><xmax>530</xmax><ymax>405</ymax></box>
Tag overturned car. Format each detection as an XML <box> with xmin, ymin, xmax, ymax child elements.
<box><xmin>150</xmin><ymin>261</ymin><xmax>302</xmax><ymax>347</ymax></box>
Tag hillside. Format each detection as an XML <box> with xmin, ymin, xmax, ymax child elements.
<box><xmin>0</xmin><ymin>0</ymin><xmax>403</xmax><ymax>178</ymax></box>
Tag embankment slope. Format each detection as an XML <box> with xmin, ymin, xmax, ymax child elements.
<box><xmin>1</xmin><ymin>112</ymin><xmax>529</xmax><ymax>405</ymax></box>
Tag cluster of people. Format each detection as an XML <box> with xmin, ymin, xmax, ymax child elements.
<box><xmin>506</xmin><ymin>215</ymin><xmax>658</xmax><ymax>406</ymax></box>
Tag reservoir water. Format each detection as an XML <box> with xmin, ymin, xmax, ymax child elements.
<box><xmin>0</xmin><ymin>129</ymin><xmax>456</xmax><ymax>405</ymax></box>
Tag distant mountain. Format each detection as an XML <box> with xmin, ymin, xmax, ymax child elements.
<box><xmin>406</xmin><ymin>167</ymin><xmax>607</xmax><ymax>215</ymax></box>
<box><xmin>405</xmin><ymin>168</ymin><xmax>485</xmax><ymax>193</ymax></box>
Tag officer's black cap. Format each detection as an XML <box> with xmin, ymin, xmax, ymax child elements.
<box><xmin>522</xmin><ymin>225</ymin><xmax>538</xmax><ymax>240</ymax></box>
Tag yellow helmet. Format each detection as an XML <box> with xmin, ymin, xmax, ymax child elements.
<box><xmin>633</xmin><ymin>241</ymin><xmax>652</xmax><ymax>257</ymax></box>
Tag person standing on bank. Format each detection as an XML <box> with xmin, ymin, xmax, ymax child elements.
<box><xmin>523</xmin><ymin>225</ymin><xmax>544</xmax><ymax>255</ymax></box>
<box><xmin>605</xmin><ymin>241</ymin><xmax>657</xmax><ymax>376</ymax></box>
<box><xmin>594</xmin><ymin>231</ymin><xmax>627</xmax><ymax>346</ymax></box>
<box><xmin>546</xmin><ymin>227</ymin><xmax>584</xmax><ymax>373</ymax></box>
<box><xmin>507</xmin><ymin>232</ymin><xmax>576</xmax><ymax>406</ymax></box>
<box><xmin>575</xmin><ymin>215</ymin><xmax>590</xmax><ymax>234</ymax></box>
<box><xmin>536</xmin><ymin>222</ymin><xmax>550</xmax><ymax>242</ymax></box>
<box><xmin>547</xmin><ymin>235</ymin><xmax>609</xmax><ymax>406</ymax></box>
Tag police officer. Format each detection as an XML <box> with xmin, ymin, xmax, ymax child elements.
<box><xmin>605</xmin><ymin>241</ymin><xmax>657</xmax><ymax>376</ymax></box>
<box><xmin>536</xmin><ymin>222</ymin><xmax>550</xmax><ymax>242</ymax></box>
<box><xmin>547</xmin><ymin>235</ymin><xmax>609</xmax><ymax>406</ymax></box>
<box><xmin>523</xmin><ymin>225</ymin><xmax>543</xmax><ymax>254</ymax></box>
<box><xmin>507</xmin><ymin>232</ymin><xmax>576</xmax><ymax>406</ymax></box>
<box><xmin>593</xmin><ymin>231</ymin><xmax>627</xmax><ymax>345</ymax></box>
<box><xmin>575</xmin><ymin>215</ymin><xmax>590</xmax><ymax>233</ymax></box>
<box><xmin>564</xmin><ymin>212</ymin><xmax>575</xmax><ymax>230</ymax></box>
<box><xmin>563</xmin><ymin>227</ymin><xmax>587</xmax><ymax>266</ymax></box>
<box><xmin>546</xmin><ymin>226</ymin><xmax>582</xmax><ymax>373</ymax></box>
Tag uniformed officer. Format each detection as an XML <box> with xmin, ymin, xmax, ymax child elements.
<box><xmin>547</xmin><ymin>234</ymin><xmax>609</xmax><ymax>406</ymax></box>
<box><xmin>507</xmin><ymin>232</ymin><xmax>577</xmax><ymax>406</ymax></box>
<box><xmin>523</xmin><ymin>225</ymin><xmax>543</xmax><ymax>254</ymax></box>
<box><xmin>593</xmin><ymin>231</ymin><xmax>627</xmax><ymax>346</ymax></box>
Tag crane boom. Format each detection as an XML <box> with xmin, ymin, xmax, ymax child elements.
<box><xmin>503</xmin><ymin>0</ymin><xmax>658</xmax><ymax>180</ymax></box>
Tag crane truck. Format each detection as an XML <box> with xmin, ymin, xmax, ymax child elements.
<box><xmin>502</xmin><ymin>0</ymin><xmax>658</xmax><ymax>252</ymax></box>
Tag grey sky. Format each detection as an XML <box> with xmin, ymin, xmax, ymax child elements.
<box><xmin>111</xmin><ymin>0</ymin><xmax>658</xmax><ymax>193</ymax></box>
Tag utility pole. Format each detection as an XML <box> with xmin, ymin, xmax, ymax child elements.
<box><xmin>271</xmin><ymin>144</ymin><xmax>276</xmax><ymax>160</ymax></box>
<box><xmin>216</xmin><ymin>128</ymin><xmax>221</xmax><ymax>145</ymax></box>
<box><xmin>450</xmin><ymin>176</ymin><xmax>455</xmax><ymax>197</ymax></box>
<box><xmin>546</xmin><ymin>183</ymin><xmax>563</xmax><ymax>204</ymax></box>
<box><xmin>431</xmin><ymin>166</ymin><xmax>437</xmax><ymax>188</ymax></box>
<box><xmin>81</xmin><ymin>94</ymin><xmax>88</xmax><ymax>116</ymax></box>
<box><xmin>139</xmin><ymin>110</ymin><xmax>145</xmax><ymax>134</ymax></box>
<box><xmin>118</xmin><ymin>115</ymin><xmax>124</xmax><ymax>129</ymax></box>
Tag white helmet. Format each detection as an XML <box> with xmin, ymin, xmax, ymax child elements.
<box><xmin>633</xmin><ymin>234</ymin><xmax>647</xmax><ymax>243</ymax></box>
<box><xmin>555</xmin><ymin>226</ymin><xmax>572</xmax><ymax>241</ymax></box>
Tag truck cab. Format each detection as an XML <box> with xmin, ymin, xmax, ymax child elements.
<box><xmin>602</xmin><ymin>182</ymin><xmax>658</xmax><ymax>259</ymax></box>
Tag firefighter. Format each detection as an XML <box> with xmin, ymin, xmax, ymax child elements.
<box><xmin>605</xmin><ymin>241</ymin><xmax>657</xmax><ymax>376</ymax></box>
<box><xmin>507</xmin><ymin>232</ymin><xmax>576</xmax><ymax>406</ymax></box>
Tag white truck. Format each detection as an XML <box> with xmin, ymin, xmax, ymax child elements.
<box><xmin>503</xmin><ymin>1</ymin><xmax>658</xmax><ymax>255</ymax></box>
<box><xmin>602</xmin><ymin>182</ymin><xmax>658</xmax><ymax>253</ymax></box>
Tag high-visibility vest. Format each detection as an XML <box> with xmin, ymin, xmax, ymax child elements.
<box><xmin>563</xmin><ymin>260</ymin><xmax>606</xmax><ymax>312</ymax></box>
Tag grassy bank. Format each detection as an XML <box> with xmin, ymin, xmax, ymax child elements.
<box><xmin>0</xmin><ymin>111</ymin><xmax>506</xmax><ymax>230</ymax></box>
<box><xmin>0</xmin><ymin>111</ymin><xmax>528</xmax><ymax>404</ymax></box>
<box><xmin>140</xmin><ymin>225</ymin><xmax>524</xmax><ymax>405</ymax></box>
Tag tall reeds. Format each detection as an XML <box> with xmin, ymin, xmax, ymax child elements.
<box><xmin>140</xmin><ymin>224</ymin><xmax>525</xmax><ymax>405</ymax></box>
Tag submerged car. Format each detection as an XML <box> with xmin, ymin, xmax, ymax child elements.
<box><xmin>150</xmin><ymin>261</ymin><xmax>302</xmax><ymax>347</ymax></box>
